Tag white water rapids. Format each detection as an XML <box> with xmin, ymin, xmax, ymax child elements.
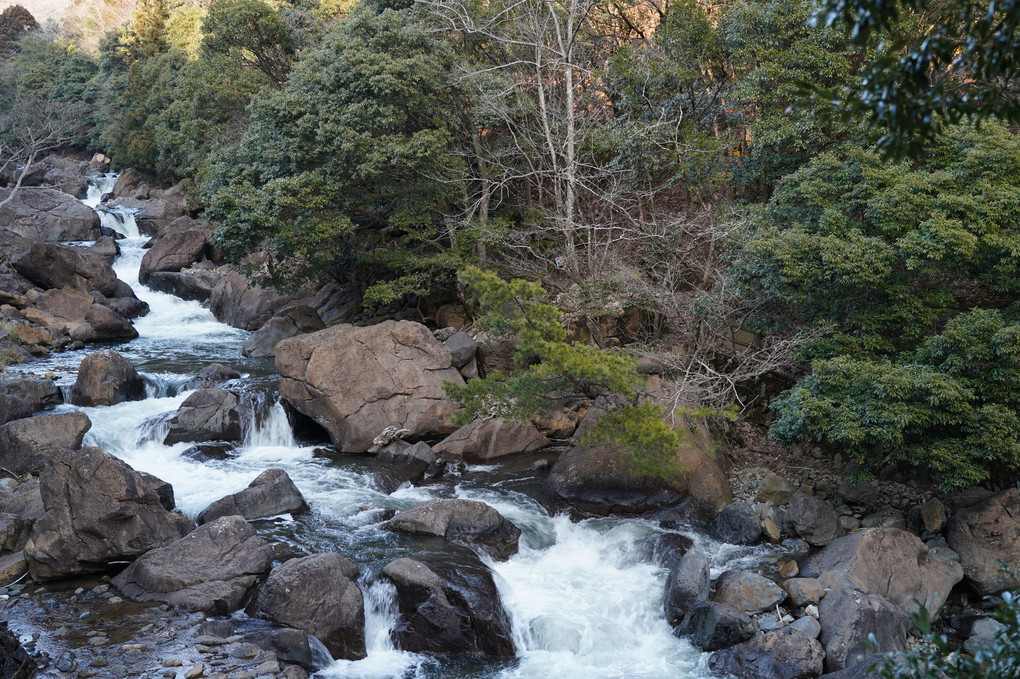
<box><xmin>19</xmin><ymin>175</ymin><xmax>780</xmax><ymax>678</ymax></box>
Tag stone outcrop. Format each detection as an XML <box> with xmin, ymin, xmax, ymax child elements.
<box><xmin>197</xmin><ymin>468</ymin><xmax>309</xmax><ymax>525</ymax></box>
<box><xmin>11</xmin><ymin>243</ymin><xmax>118</xmax><ymax>297</ymax></box>
<box><xmin>111</xmin><ymin>515</ymin><xmax>272</xmax><ymax>615</ymax></box>
<box><xmin>276</xmin><ymin>321</ymin><xmax>465</xmax><ymax>452</ymax></box>
<box><xmin>0</xmin><ymin>375</ymin><xmax>61</xmax><ymax>426</ymax></box>
<box><xmin>70</xmin><ymin>350</ymin><xmax>146</xmax><ymax>407</ymax></box>
<box><xmin>818</xmin><ymin>587</ymin><xmax>909</xmax><ymax>673</ymax></box>
<box><xmin>800</xmin><ymin>527</ymin><xmax>963</xmax><ymax>614</ymax></box>
<box><xmin>0</xmin><ymin>412</ymin><xmax>91</xmax><ymax>477</ymax></box>
<box><xmin>432</xmin><ymin>418</ymin><xmax>549</xmax><ymax>462</ymax></box>
<box><xmin>0</xmin><ymin>187</ymin><xmax>101</xmax><ymax>241</ymax></box>
<box><xmin>945</xmin><ymin>488</ymin><xmax>1020</xmax><ymax>596</ymax></box>
<box><xmin>138</xmin><ymin>217</ymin><xmax>214</xmax><ymax>283</ymax></box>
<box><xmin>24</xmin><ymin>447</ymin><xmax>194</xmax><ymax>580</ymax></box>
<box><xmin>242</xmin><ymin>305</ymin><xmax>325</xmax><ymax>358</ymax></box>
<box><xmin>382</xmin><ymin>555</ymin><xmax>515</xmax><ymax>657</ymax></box>
<box><xmin>546</xmin><ymin>441</ymin><xmax>731</xmax><ymax>514</ymax></box>
<box><xmin>210</xmin><ymin>271</ymin><xmax>310</xmax><ymax>331</ymax></box>
<box><xmin>709</xmin><ymin>627</ymin><xmax>825</xmax><ymax>679</ymax></box>
<box><xmin>252</xmin><ymin>553</ymin><xmax>366</xmax><ymax>660</ymax></box>
<box><xmin>384</xmin><ymin>499</ymin><xmax>521</xmax><ymax>561</ymax></box>
<box><xmin>23</xmin><ymin>289</ymin><xmax>137</xmax><ymax>342</ymax></box>
<box><xmin>163</xmin><ymin>388</ymin><xmax>242</xmax><ymax>445</ymax></box>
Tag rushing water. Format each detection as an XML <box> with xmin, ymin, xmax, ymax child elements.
<box><xmin>17</xmin><ymin>176</ymin><xmax>782</xmax><ymax>678</ymax></box>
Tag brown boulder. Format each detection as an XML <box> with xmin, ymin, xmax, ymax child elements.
<box><xmin>12</xmin><ymin>242</ymin><xmax>119</xmax><ymax>296</ymax></box>
<box><xmin>242</xmin><ymin>305</ymin><xmax>325</xmax><ymax>358</ymax></box>
<box><xmin>0</xmin><ymin>187</ymin><xmax>101</xmax><ymax>241</ymax></box>
<box><xmin>24</xmin><ymin>447</ymin><xmax>194</xmax><ymax>580</ymax></box>
<box><xmin>70</xmin><ymin>349</ymin><xmax>146</xmax><ymax>406</ymax></box>
<box><xmin>0</xmin><ymin>375</ymin><xmax>61</xmax><ymax>426</ymax></box>
<box><xmin>946</xmin><ymin>488</ymin><xmax>1020</xmax><ymax>596</ymax></box>
<box><xmin>708</xmin><ymin>627</ymin><xmax>825</xmax><ymax>679</ymax></box>
<box><xmin>0</xmin><ymin>411</ymin><xmax>91</xmax><ymax>477</ymax></box>
<box><xmin>138</xmin><ymin>218</ymin><xmax>213</xmax><ymax>284</ymax></box>
<box><xmin>111</xmin><ymin>515</ymin><xmax>271</xmax><ymax>615</ymax></box>
<box><xmin>197</xmin><ymin>468</ymin><xmax>309</xmax><ymax>525</ymax></box>
<box><xmin>432</xmin><ymin>418</ymin><xmax>549</xmax><ymax>462</ymax></box>
<box><xmin>252</xmin><ymin>553</ymin><xmax>366</xmax><ymax>660</ymax></box>
<box><xmin>210</xmin><ymin>271</ymin><xmax>310</xmax><ymax>331</ymax></box>
<box><xmin>384</xmin><ymin>499</ymin><xmax>521</xmax><ymax>561</ymax></box>
<box><xmin>162</xmin><ymin>388</ymin><xmax>241</xmax><ymax>445</ymax></box>
<box><xmin>276</xmin><ymin>321</ymin><xmax>465</xmax><ymax>452</ymax></box>
<box><xmin>26</xmin><ymin>289</ymin><xmax>137</xmax><ymax>342</ymax></box>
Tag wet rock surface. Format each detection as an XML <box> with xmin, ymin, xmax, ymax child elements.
<box><xmin>384</xmin><ymin>498</ymin><xmax>521</xmax><ymax>561</ymax></box>
<box><xmin>197</xmin><ymin>468</ymin><xmax>309</xmax><ymax>525</ymax></box>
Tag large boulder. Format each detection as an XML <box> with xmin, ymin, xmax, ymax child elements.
<box><xmin>276</xmin><ymin>321</ymin><xmax>465</xmax><ymax>452</ymax></box>
<box><xmin>708</xmin><ymin>501</ymin><xmax>763</xmax><ymax>545</ymax></box>
<box><xmin>384</xmin><ymin>499</ymin><xmax>520</xmax><ymax>561</ymax></box>
<box><xmin>432</xmin><ymin>418</ymin><xmax>549</xmax><ymax>462</ymax></box>
<box><xmin>0</xmin><ymin>187</ymin><xmax>101</xmax><ymax>241</ymax></box>
<box><xmin>210</xmin><ymin>271</ymin><xmax>310</xmax><ymax>331</ymax></box>
<box><xmin>111</xmin><ymin>515</ymin><xmax>272</xmax><ymax>615</ymax></box>
<box><xmin>162</xmin><ymin>388</ymin><xmax>242</xmax><ymax>445</ymax></box>
<box><xmin>0</xmin><ymin>412</ymin><xmax>91</xmax><ymax>477</ymax></box>
<box><xmin>197</xmin><ymin>468</ymin><xmax>309</xmax><ymax>525</ymax></box>
<box><xmin>818</xmin><ymin>587</ymin><xmax>909</xmax><ymax>673</ymax></box>
<box><xmin>138</xmin><ymin>219</ymin><xmax>213</xmax><ymax>283</ymax></box>
<box><xmin>11</xmin><ymin>243</ymin><xmax>118</xmax><ymax>296</ymax></box>
<box><xmin>0</xmin><ymin>375</ymin><xmax>61</xmax><ymax>426</ymax></box>
<box><xmin>242</xmin><ymin>305</ymin><xmax>325</xmax><ymax>358</ymax></box>
<box><xmin>675</xmin><ymin>600</ymin><xmax>756</xmax><ymax>651</ymax></box>
<box><xmin>147</xmin><ymin>268</ymin><xmax>225</xmax><ymax>303</ymax></box>
<box><xmin>712</xmin><ymin>570</ymin><xmax>787</xmax><ymax>615</ymax></box>
<box><xmin>70</xmin><ymin>349</ymin><xmax>146</xmax><ymax>406</ymax></box>
<box><xmin>800</xmin><ymin>527</ymin><xmax>963</xmax><ymax>614</ymax></box>
<box><xmin>545</xmin><ymin>441</ymin><xmax>731</xmax><ymax>514</ymax></box>
<box><xmin>787</xmin><ymin>491</ymin><xmax>844</xmax><ymax>547</ymax></box>
<box><xmin>375</xmin><ymin>441</ymin><xmax>436</xmax><ymax>493</ymax></box>
<box><xmin>241</xmin><ymin>628</ymin><xmax>333</xmax><ymax>674</ymax></box>
<box><xmin>24</xmin><ymin>447</ymin><xmax>194</xmax><ymax>580</ymax></box>
<box><xmin>252</xmin><ymin>553</ymin><xmax>366</xmax><ymax>660</ymax></box>
<box><xmin>382</xmin><ymin>555</ymin><xmax>515</xmax><ymax>657</ymax></box>
<box><xmin>663</xmin><ymin>548</ymin><xmax>711</xmax><ymax>626</ymax></box>
<box><xmin>111</xmin><ymin>185</ymin><xmax>189</xmax><ymax>234</ymax></box>
<box><xmin>23</xmin><ymin>288</ymin><xmax>137</xmax><ymax>342</ymax></box>
<box><xmin>182</xmin><ymin>363</ymin><xmax>240</xmax><ymax>391</ymax></box>
<box><xmin>945</xmin><ymin>488</ymin><xmax>1020</xmax><ymax>596</ymax></box>
<box><xmin>709</xmin><ymin>627</ymin><xmax>825</xmax><ymax>679</ymax></box>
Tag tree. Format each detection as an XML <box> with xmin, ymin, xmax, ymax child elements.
<box><xmin>810</xmin><ymin>0</ymin><xmax>1020</xmax><ymax>155</ymax></box>
<box><xmin>203</xmin><ymin>2</ymin><xmax>464</xmax><ymax>301</ymax></box>
<box><xmin>0</xmin><ymin>4</ymin><xmax>37</xmax><ymax>54</ymax></box>
<box><xmin>740</xmin><ymin>123</ymin><xmax>1020</xmax><ymax>489</ymax></box>
<box><xmin>202</xmin><ymin>0</ymin><xmax>295</xmax><ymax>88</ymax></box>
<box><xmin>446</xmin><ymin>266</ymin><xmax>686</xmax><ymax>478</ymax></box>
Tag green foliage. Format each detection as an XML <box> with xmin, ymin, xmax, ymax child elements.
<box><xmin>747</xmin><ymin>124</ymin><xmax>1020</xmax><ymax>489</ymax></box>
<box><xmin>446</xmin><ymin>267</ymin><xmax>686</xmax><ymax>480</ymax></box>
<box><xmin>873</xmin><ymin>588</ymin><xmax>1020</xmax><ymax>679</ymax></box>
<box><xmin>201</xmin><ymin>0</ymin><xmax>294</xmax><ymax>87</ymax></box>
<box><xmin>204</xmin><ymin>2</ymin><xmax>463</xmax><ymax>294</ymax></box>
<box><xmin>811</xmin><ymin>0</ymin><xmax>1020</xmax><ymax>156</ymax></box>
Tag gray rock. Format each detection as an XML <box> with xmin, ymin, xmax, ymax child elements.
<box><xmin>252</xmin><ymin>553</ymin><xmax>365</xmax><ymax>660</ymax></box>
<box><xmin>0</xmin><ymin>187</ymin><xmax>101</xmax><ymax>241</ymax></box>
<box><xmin>242</xmin><ymin>629</ymin><xmax>332</xmax><ymax>674</ymax></box>
<box><xmin>818</xmin><ymin>587</ymin><xmax>909</xmax><ymax>672</ymax></box>
<box><xmin>712</xmin><ymin>570</ymin><xmax>787</xmax><ymax>615</ymax></box>
<box><xmin>801</xmin><ymin>527</ymin><xmax>963</xmax><ymax>615</ymax></box>
<box><xmin>675</xmin><ymin>600</ymin><xmax>756</xmax><ymax>651</ymax></box>
<box><xmin>70</xmin><ymin>350</ymin><xmax>146</xmax><ymax>407</ymax></box>
<box><xmin>111</xmin><ymin>515</ymin><xmax>272</xmax><ymax>615</ymax></box>
<box><xmin>757</xmin><ymin>475</ymin><xmax>797</xmax><ymax>504</ymax></box>
<box><xmin>709</xmin><ymin>626</ymin><xmax>825</xmax><ymax>679</ymax></box>
<box><xmin>708</xmin><ymin>502</ymin><xmax>763</xmax><ymax>545</ymax></box>
<box><xmin>787</xmin><ymin>491</ymin><xmax>844</xmax><ymax>547</ymax></box>
<box><xmin>791</xmin><ymin>615</ymin><xmax>822</xmax><ymax>639</ymax></box>
<box><xmin>197</xmin><ymin>468</ymin><xmax>308</xmax><ymax>525</ymax></box>
<box><xmin>147</xmin><ymin>269</ymin><xmax>224</xmax><ymax>303</ymax></box>
<box><xmin>182</xmin><ymin>364</ymin><xmax>240</xmax><ymax>391</ymax></box>
<box><xmin>25</xmin><ymin>448</ymin><xmax>194</xmax><ymax>580</ymax></box>
<box><xmin>443</xmin><ymin>331</ymin><xmax>476</xmax><ymax>368</ymax></box>
<box><xmin>210</xmin><ymin>271</ymin><xmax>310</xmax><ymax>331</ymax></box>
<box><xmin>163</xmin><ymin>388</ymin><xmax>242</xmax><ymax>445</ymax></box>
<box><xmin>0</xmin><ymin>375</ymin><xmax>61</xmax><ymax>426</ymax></box>
<box><xmin>663</xmin><ymin>549</ymin><xmax>711</xmax><ymax>626</ymax></box>
<box><xmin>139</xmin><ymin>221</ymin><xmax>212</xmax><ymax>284</ymax></box>
<box><xmin>375</xmin><ymin>441</ymin><xmax>436</xmax><ymax>493</ymax></box>
<box><xmin>963</xmin><ymin>616</ymin><xmax>1006</xmax><ymax>655</ymax></box>
<box><xmin>946</xmin><ymin>488</ymin><xmax>1020</xmax><ymax>596</ymax></box>
<box><xmin>12</xmin><ymin>242</ymin><xmax>119</xmax><ymax>296</ymax></box>
<box><xmin>384</xmin><ymin>499</ymin><xmax>520</xmax><ymax>561</ymax></box>
<box><xmin>25</xmin><ymin>289</ymin><xmax>137</xmax><ymax>343</ymax></box>
<box><xmin>783</xmin><ymin>578</ymin><xmax>825</xmax><ymax>609</ymax></box>
<box><xmin>242</xmin><ymin>306</ymin><xmax>325</xmax><ymax>358</ymax></box>
<box><xmin>382</xmin><ymin>555</ymin><xmax>515</xmax><ymax>657</ymax></box>
<box><xmin>432</xmin><ymin>418</ymin><xmax>549</xmax><ymax>462</ymax></box>
<box><xmin>0</xmin><ymin>411</ymin><xmax>91</xmax><ymax>477</ymax></box>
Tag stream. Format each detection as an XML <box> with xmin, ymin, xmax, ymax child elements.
<box><xmin>15</xmin><ymin>174</ymin><xmax>776</xmax><ymax>679</ymax></box>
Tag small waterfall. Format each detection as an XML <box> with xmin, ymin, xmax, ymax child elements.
<box><xmin>83</xmin><ymin>174</ymin><xmax>116</xmax><ymax>207</ymax></box>
<box><xmin>86</xmin><ymin>174</ymin><xmax>140</xmax><ymax>238</ymax></box>
<box><xmin>244</xmin><ymin>397</ymin><xmax>297</xmax><ymax>448</ymax></box>
<box><xmin>363</xmin><ymin>580</ymin><xmax>400</xmax><ymax>654</ymax></box>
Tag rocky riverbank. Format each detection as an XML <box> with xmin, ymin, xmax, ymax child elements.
<box><xmin>1</xmin><ymin>161</ymin><xmax>1018</xmax><ymax>679</ymax></box>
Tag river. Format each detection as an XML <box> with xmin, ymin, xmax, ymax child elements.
<box><xmin>17</xmin><ymin>175</ymin><xmax>775</xmax><ymax>679</ymax></box>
